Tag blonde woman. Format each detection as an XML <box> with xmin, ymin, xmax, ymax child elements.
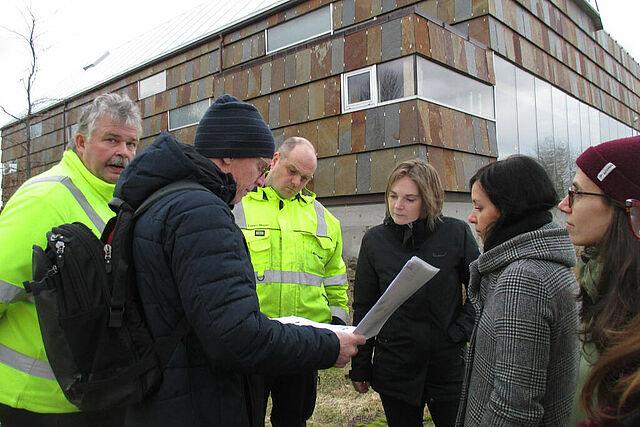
<box><xmin>349</xmin><ymin>159</ymin><xmax>479</xmax><ymax>427</ymax></box>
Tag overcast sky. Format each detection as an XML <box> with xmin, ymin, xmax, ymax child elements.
<box><xmin>0</xmin><ymin>0</ymin><xmax>639</xmax><ymax>129</ymax></box>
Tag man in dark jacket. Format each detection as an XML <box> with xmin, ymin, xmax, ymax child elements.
<box><xmin>115</xmin><ymin>95</ymin><xmax>364</xmax><ymax>427</ymax></box>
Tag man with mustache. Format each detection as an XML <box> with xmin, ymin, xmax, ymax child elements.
<box><xmin>0</xmin><ymin>93</ymin><xmax>141</xmax><ymax>426</ymax></box>
<box><xmin>234</xmin><ymin>137</ymin><xmax>349</xmax><ymax>427</ymax></box>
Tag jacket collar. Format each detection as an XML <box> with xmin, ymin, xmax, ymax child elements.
<box><xmin>474</xmin><ymin>223</ymin><xmax>577</xmax><ymax>276</ymax></box>
<box><xmin>63</xmin><ymin>150</ymin><xmax>115</xmax><ymax>203</ymax></box>
<box><xmin>246</xmin><ymin>186</ymin><xmax>316</xmax><ymax>204</ymax></box>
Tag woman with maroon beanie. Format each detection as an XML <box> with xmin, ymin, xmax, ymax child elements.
<box><xmin>558</xmin><ymin>136</ymin><xmax>640</xmax><ymax>426</ymax></box>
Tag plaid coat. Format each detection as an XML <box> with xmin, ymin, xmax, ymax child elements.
<box><xmin>456</xmin><ymin>223</ymin><xmax>580</xmax><ymax>427</ymax></box>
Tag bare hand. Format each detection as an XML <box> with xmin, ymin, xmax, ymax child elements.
<box><xmin>333</xmin><ymin>331</ymin><xmax>366</xmax><ymax>368</ymax></box>
<box><xmin>352</xmin><ymin>380</ymin><xmax>370</xmax><ymax>393</ymax></box>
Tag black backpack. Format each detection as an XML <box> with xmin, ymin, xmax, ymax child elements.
<box><xmin>24</xmin><ymin>180</ymin><xmax>206</xmax><ymax>411</ymax></box>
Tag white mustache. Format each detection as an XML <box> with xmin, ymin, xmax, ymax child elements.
<box><xmin>106</xmin><ymin>156</ymin><xmax>129</xmax><ymax>168</ymax></box>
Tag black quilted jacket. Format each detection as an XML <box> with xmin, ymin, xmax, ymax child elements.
<box><xmin>349</xmin><ymin>216</ymin><xmax>479</xmax><ymax>406</ymax></box>
<box><xmin>114</xmin><ymin>132</ymin><xmax>339</xmax><ymax>426</ymax></box>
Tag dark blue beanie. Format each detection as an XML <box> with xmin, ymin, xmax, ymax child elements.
<box><xmin>194</xmin><ymin>94</ymin><xmax>274</xmax><ymax>159</ymax></box>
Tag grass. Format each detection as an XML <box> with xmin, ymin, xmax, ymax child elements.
<box><xmin>264</xmin><ymin>365</ymin><xmax>435</xmax><ymax>426</ymax></box>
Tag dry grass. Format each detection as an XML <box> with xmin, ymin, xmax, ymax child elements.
<box><xmin>264</xmin><ymin>366</ymin><xmax>385</xmax><ymax>427</ymax></box>
<box><xmin>265</xmin><ymin>365</ymin><xmax>435</xmax><ymax>426</ymax></box>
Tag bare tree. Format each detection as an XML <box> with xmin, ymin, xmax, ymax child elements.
<box><xmin>1</xmin><ymin>7</ymin><xmax>49</xmax><ymax>180</ymax></box>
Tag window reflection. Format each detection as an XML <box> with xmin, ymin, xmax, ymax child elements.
<box><xmin>493</xmin><ymin>56</ymin><xmax>636</xmax><ymax>194</ymax></box>
<box><xmin>516</xmin><ymin>68</ymin><xmax>537</xmax><ymax>158</ymax></box>
<box><xmin>494</xmin><ymin>57</ymin><xmax>518</xmax><ymax>157</ymax></box>
<box><xmin>139</xmin><ymin>71</ymin><xmax>166</xmax><ymax>100</ymax></box>
<box><xmin>589</xmin><ymin>107</ymin><xmax>600</xmax><ymax>146</ymax></box>
<box><xmin>417</xmin><ymin>56</ymin><xmax>495</xmax><ymax>120</ymax></box>
<box><xmin>168</xmin><ymin>99</ymin><xmax>210</xmax><ymax>131</ymax></box>
<box><xmin>377</xmin><ymin>56</ymin><xmax>413</xmax><ymax>102</ymax></box>
<box><xmin>348</xmin><ymin>72</ymin><xmax>372</xmax><ymax>104</ymax></box>
<box><xmin>567</xmin><ymin>97</ymin><xmax>582</xmax><ymax>177</ymax></box>
<box><xmin>552</xmin><ymin>87</ymin><xmax>571</xmax><ymax>196</ymax></box>
<box><xmin>266</xmin><ymin>6</ymin><xmax>331</xmax><ymax>53</ymax></box>
<box><xmin>579</xmin><ymin>103</ymin><xmax>591</xmax><ymax>151</ymax></box>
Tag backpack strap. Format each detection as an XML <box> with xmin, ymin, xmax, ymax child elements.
<box><xmin>108</xmin><ymin>181</ymin><xmax>208</xmax><ymax>328</ymax></box>
<box><xmin>133</xmin><ymin>181</ymin><xmax>209</xmax><ymax>218</ymax></box>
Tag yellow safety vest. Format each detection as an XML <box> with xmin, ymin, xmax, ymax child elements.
<box><xmin>234</xmin><ymin>186</ymin><xmax>349</xmax><ymax>324</ymax></box>
<box><xmin>0</xmin><ymin>150</ymin><xmax>115</xmax><ymax>413</ymax></box>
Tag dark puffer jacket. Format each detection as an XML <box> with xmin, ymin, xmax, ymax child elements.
<box><xmin>349</xmin><ymin>216</ymin><xmax>479</xmax><ymax>406</ymax></box>
<box><xmin>115</xmin><ymin>133</ymin><xmax>339</xmax><ymax>427</ymax></box>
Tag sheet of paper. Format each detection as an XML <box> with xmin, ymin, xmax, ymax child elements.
<box><xmin>273</xmin><ymin>256</ymin><xmax>439</xmax><ymax>340</ymax></box>
<box><xmin>273</xmin><ymin>315</ymin><xmax>356</xmax><ymax>334</ymax></box>
<box><xmin>353</xmin><ymin>256</ymin><xmax>439</xmax><ymax>339</ymax></box>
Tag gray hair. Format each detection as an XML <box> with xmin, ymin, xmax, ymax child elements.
<box><xmin>68</xmin><ymin>93</ymin><xmax>142</xmax><ymax>151</ymax></box>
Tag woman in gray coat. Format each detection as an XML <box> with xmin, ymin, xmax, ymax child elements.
<box><xmin>456</xmin><ymin>156</ymin><xmax>580</xmax><ymax>427</ymax></box>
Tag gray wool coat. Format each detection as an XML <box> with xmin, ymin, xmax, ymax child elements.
<box><xmin>456</xmin><ymin>223</ymin><xmax>580</xmax><ymax>427</ymax></box>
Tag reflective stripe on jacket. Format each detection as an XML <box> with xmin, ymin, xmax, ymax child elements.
<box><xmin>234</xmin><ymin>186</ymin><xmax>348</xmax><ymax>324</ymax></box>
<box><xmin>0</xmin><ymin>150</ymin><xmax>116</xmax><ymax>413</ymax></box>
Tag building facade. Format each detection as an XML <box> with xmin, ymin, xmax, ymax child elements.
<box><xmin>2</xmin><ymin>0</ymin><xmax>638</xmax><ymax>257</ymax></box>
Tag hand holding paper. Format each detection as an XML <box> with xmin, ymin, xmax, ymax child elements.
<box><xmin>353</xmin><ymin>256</ymin><xmax>439</xmax><ymax>339</ymax></box>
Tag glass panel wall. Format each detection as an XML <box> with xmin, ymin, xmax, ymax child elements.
<box><xmin>494</xmin><ymin>57</ymin><xmax>518</xmax><ymax>157</ymax></box>
<box><xmin>494</xmin><ymin>55</ymin><xmax>637</xmax><ymax>192</ymax></box>
<box><xmin>516</xmin><ymin>68</ymin><xmax>537</xmax><ymax>158</ymax></box>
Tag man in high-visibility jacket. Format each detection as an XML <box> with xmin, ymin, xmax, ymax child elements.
<box><xmin>234</xmin><ymin>136</ymin><xmax>349</xmax><ymax>427</ymax></box>
<box><xmin>0</xmin><ymin>93</ymin><xmax>141</xmax><ymax>426</ymax></box>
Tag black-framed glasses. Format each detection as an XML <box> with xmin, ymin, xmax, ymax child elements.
<box><xmin>567</xmin><ymin>187</ymin><xmax>623</xmax><ymax>209</ymax></box>
<box><xmin>626</xmin><ymin>199</ymin><xmax>640</xmax><ymax>240</ymax></box>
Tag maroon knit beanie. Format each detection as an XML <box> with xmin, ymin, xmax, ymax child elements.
<box><xmin>576</xmin><ymin>135</ymin><xmax>640</xmax><ymax>204</ymax></box>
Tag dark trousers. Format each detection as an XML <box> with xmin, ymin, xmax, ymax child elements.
<box><xmin>263</xmin><ymin>370</ymin><xmax>318</xmax><ymax>427</ymax></box>
<box><xmin>0</xmin><ymin>402</ymin><xmax>124</xmax><ymax>427</ymax></box>
<box><xmin>380</xmin><ymin>393</ymin><xmax>459</xmax><ymax>427</ymax></box>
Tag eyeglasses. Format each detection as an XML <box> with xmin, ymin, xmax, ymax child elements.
<box><xmin>567</xmin><ymin>187</ymin><xmax>623</xmax><ymax>209</ymax></box>
<box><xmin>626</xmin><ymin>199</ymin><xmax>640</xmax><ymax>240</ymax></box>
<box><xmin>567</xmin><ymin>188</ymin><xmax>640</xmax><ymax>240</ymax></box>
<box><xmin>256</xmin><ymin>158</ymin><xmax>270</xmax><ymax>177</ymax></box>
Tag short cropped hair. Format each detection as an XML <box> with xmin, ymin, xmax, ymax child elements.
<box><xmin>385</xmin><ymin>159</ymin><xmax>444</xmax><ymax>231</ymax></box>
<box><xmin>277</xmin><ymin>137</ymin><xmax>315</xmax><ymax>158</ymax></box>
<box><xmin>68</xmin><ymin>93</ymin><xmax>141</xmax><ymax>151</ymax></box>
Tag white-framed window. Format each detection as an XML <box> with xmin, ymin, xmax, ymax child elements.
<box><xmin>266</xmin><ymin>5</ymin><xmax>332</xmax><ymax>54</ymax></box>
<box><xmin>342</xmin><ymin>66</ymin><xmax>377</xmax><ymax>112</ymax></box>
<box><xmin>30</xmin><ymin>121</ymin><xmax>42</xmax><ymax>138</ymax></box>
<box><xmin>168</xmin><ymin>99</ymin><xmax>211</xmax><ymax>131</ymax></box>
<box><xmin>342</xmin><ymin>57</ymin><xmax>416</xmax><ymax>113</ymax></box>
<box><xmin>138</xmin><ymin>71</ymin><xmax>166</xmax><ymax>100</ymax></box>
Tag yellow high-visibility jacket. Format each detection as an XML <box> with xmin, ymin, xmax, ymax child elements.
<box><xmin>0</xmin><ymin>150</ymin><xmax>115</xmax><ymax>413</ymax></box>
<box><xmin>234</xmin><ymin>186</ymin><xmax>349</xmax><ymax>324</ymax></box>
